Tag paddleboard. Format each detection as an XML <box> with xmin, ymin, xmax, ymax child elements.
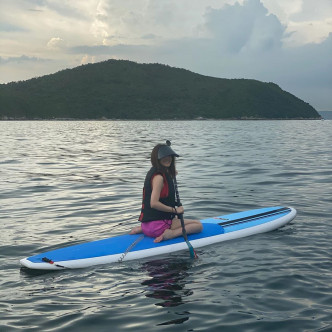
<box><xmin>20</xmin><ymin>206</ymin><xmax>296</xmax><ymax>270</ymax></box>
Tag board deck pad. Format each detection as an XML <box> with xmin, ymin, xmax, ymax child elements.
<box><xmin>20</xmin><ymin>206</ymin><xmax>296</xmax><ymax>270</ymax></box>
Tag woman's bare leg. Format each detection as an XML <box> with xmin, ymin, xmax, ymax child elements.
<box><xmin>129</xmin><ymin>225</ymin><xmax>142</xmax><ymax>234</ymax></box>
<box><xmin>154</xmin><ymin>217</ymin><xmax>203</xmax><ymax>243</ymax></box>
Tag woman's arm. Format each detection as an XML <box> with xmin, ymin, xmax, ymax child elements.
<box><xmin>150</xmin><ymin>175</ymin><xmax>177</xmax><ymax>213</ymax></box>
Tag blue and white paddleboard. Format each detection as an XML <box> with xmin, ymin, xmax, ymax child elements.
<box><xmin>20</xmin><ymin>206</ymin><xmax>296</xmax><ymax>270</ymax></box>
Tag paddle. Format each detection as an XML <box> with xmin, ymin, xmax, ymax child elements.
<box><xmin>173</xmin><ymin>173</ymin><xmax>198</xmax><ymax>259</ymax></box>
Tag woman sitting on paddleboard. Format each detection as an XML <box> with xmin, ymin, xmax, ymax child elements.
<box><xmin>130</xmin><ymin>142</ymin><xmax>202</xmax><ymax>243</ymax></box>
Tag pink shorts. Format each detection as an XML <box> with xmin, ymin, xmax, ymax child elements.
<box><xmin>141</xmin><ymin>219</ymin><xmax>173</xmax><ymax>238</ymax></box>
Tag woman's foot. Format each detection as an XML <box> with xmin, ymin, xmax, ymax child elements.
<box><xmin>130</xmin><ymin>226</ymin><xmax>142</xmax><ymax>235</ymax></box>
<box><xmin>154</xmin><ymin>229</ymin><xmax>177</xmax><ymax>243</ymax></box>
<box><xmin>154</xmin><ymin>221</ymin><xmax>203</xmax><ymax>243</ymax></box>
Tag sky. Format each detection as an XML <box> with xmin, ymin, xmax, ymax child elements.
<box><xmin>0</xmin><ymin>0</ymin><xmax>331</xmax><ymax>111</ymax></box>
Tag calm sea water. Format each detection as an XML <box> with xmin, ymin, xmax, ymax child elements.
<box><xmin>1</xmin><ymin>120</ymin><xmax>331</xmax><ymax>332</ymax></box>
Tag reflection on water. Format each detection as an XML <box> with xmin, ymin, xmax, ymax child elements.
<box><xmin>141</xmin><ymin>258</ymin><xmax>193</xmax><ymax>308</ymax></box>
<box><xmin>141</xmin><ymin>258</ymin><xmax>194</xmax><ymax>326</ymax></box>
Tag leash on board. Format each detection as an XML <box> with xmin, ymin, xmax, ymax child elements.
<box><xmin>42</xmin><ymin>234</ymin><xmax>145</xmax><ymax>267</ymax></box>
<box><xmin>118</xmin><ymin>234</ymin><xmax>145</xmax><ymax>263</ymax></box>
<box><xmin>42</xmin><ymin>257</ymin><xmax>67</xmax><ymax>269</ymax></box>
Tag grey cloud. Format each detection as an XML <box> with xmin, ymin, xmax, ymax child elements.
<box><xmin>291</xmin><ymin>0</ymin><xmax>332</xmax><ymax>21</ymax></box>
<box><xmin>146</xmin><ymin>0</ymin><xmax>178</xmax><ymax>26</ymax></box>
<box><xmin>69</xmin><ymin>44</ymin><xmax>150</xmax><ymax>56</ymax></box>
<box><xmin>27</xmin><ymin>0</ymin><xmax>88</xmax><ymax>20</ymax></box>
<box><xmin>204</xmin><ymin>0</ymin><xmax>285</xmax><ymax>53</ymax></box>
<box><xmin>0</xmin><ymin>55</ymin><xmax>50</xmax><ymax>64</ymax></box>
<box><xmin>0</xmin><ymin>22</ymin><xmax>27</xmax><ymax>32</ymax></box>
<box><xmin>141</xmin><ymin>33</ymin><xmax>158</xmax><ymax>40</ymax></box>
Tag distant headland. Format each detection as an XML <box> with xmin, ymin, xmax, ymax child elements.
<box><xmin>0</xmin><ymin>60</ymin><xmax>321</xmax><ymax>120</ymax></box>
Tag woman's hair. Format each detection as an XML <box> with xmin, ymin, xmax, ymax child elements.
<box><xmin>151</xmin><ymin>144</ymin><xmax>176</xmax><ymax>178</ymax></box>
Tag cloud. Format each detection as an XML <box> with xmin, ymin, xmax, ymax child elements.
<box><xmin>291</xmin><ymin>0</ymin><xmax>332</xmax><ymax>21</ymax></box>
<box><xmin>69</xmin><ymin>0</ymin><xmax>288</xmax><ymax>59</ymax></box>
<box><xmin>69</xmin><ymin>0</ymin><xmax>288</xmax><ymax>57</ymax></box>
<box><xmin>0</xmin><ymin>55</ymin><xmax>50</xmax><ymax>64</ymax></box>
<box><xmin>47</xmin><ymin>37</ymin><xmax>65</xmax><ymax>50</ymax></box>
<box><xmin>285</xmin><ymin>19</ymin><xmax>332</xmax><ymax>45</ymax></box>
<box><xmin>46</xmin><ymin>37</ymin><xmax>64</xmax><ymax>50</ymax></box>
<box><xmin>0</xmin><ymin>22</ymin><xmax>26</xmax><ymax>32</ymax></box>
<box><xmin>262</xmin><ymin>0</ymin><xmax>332</xmax><ymax>45</ymax></box>
<box><xmin>80</xmin><ymin>54</ymin><xmax>96</xmax><ymax>65</ymax></box>
<box><xmin>141</xmin><ymin>33</ymin><xmax>158</xmax><ymax>40</ymax></box>
<box><xmin>203</xmin><ymin>0</ymin><xmax>285</xmax><ymax>53</ymax></box>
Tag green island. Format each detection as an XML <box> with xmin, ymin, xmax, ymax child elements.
<box><xmin>0</xmin><ymin>59</ymin><xmax>321</xmax><ymax>120</ymax></box>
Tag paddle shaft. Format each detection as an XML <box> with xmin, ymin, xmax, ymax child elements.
<box><xmin>173</xmin><ymin>176</ymin><xmax>197</xmax><ymax>259</ymax></box>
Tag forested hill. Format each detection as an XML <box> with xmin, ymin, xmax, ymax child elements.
<box><xmin>0</xmin><ymin>60</ymin><xmax>321</xmax><ymax>120</ymax></box>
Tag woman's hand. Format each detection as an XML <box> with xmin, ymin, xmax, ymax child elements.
<box><xmin>175</xmin><ymin>206</ymin><xmax>184</xmax><ymax>215</ymax></box>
